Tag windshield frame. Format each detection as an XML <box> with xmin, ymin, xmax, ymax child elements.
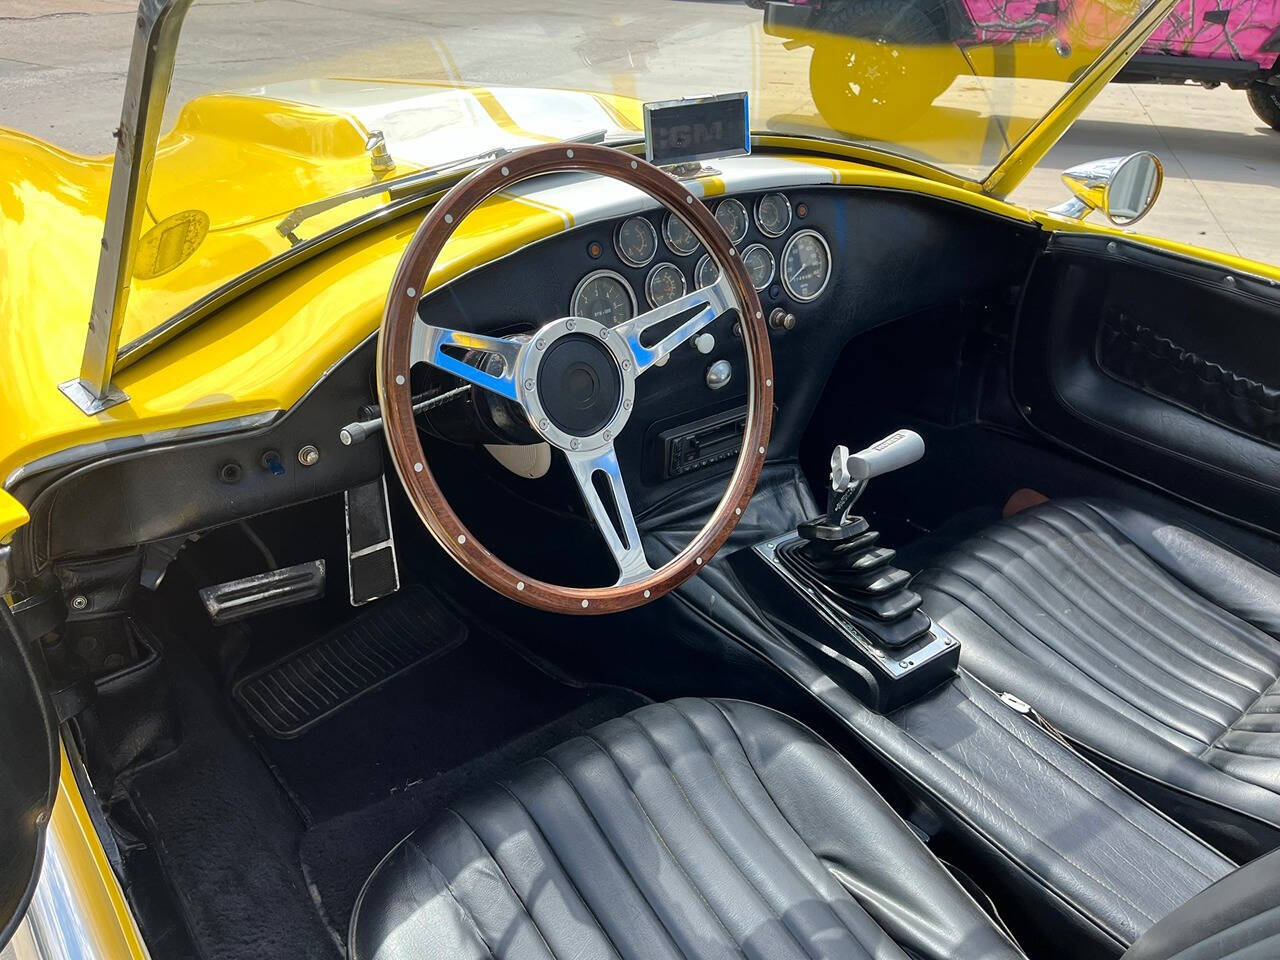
<box><xmin>65</xmin><ymin>0</ymin><xmax>1179</xmax><ymax>415</ymax></box>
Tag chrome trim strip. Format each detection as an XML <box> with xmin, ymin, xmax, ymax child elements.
<box><xmin>4</xmin><ymin>412</ymin><xmax>280</xmax><ymax>492</ymax></box>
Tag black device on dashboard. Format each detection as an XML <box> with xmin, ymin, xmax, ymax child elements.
<box><xmin>643</xmin><ymin>92</ymin><xmax>750</xmax><ymax>167</ymax></box>
<box><xmin>658</xmin><ymin>406</ymin><xmax>748</xmax><ymax>478</ymax></box>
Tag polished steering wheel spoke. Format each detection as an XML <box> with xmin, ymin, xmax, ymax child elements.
<box><xmin>565</xmin><ymin>444</ymin><xmax>652</xmax><ymax>586</ymax></box>
<box><xmin>615</xmin><ymin>275</ymin><xmax>734</xmax><ymax>373</ymax></box>
<box><xmin>411</xmin><ymin>319</ymin><xmax>524</xmax><ymax>402</ymax></box>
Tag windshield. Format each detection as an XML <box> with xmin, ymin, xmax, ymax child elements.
<box><xmin>109</xmin><ymin>0</ymin><xmax>1158</xmax><ymax>353</ymax></box>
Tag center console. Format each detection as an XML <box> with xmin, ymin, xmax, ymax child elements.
<box><xmin>731</xmin><ymin>430</ymin><xmax>957</xmax><ymax>709</ymax></box>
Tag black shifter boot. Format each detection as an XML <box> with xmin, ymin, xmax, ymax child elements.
<box><xmin>781</xmin><ymin>513</ymin><xmax>931</xmax><ymax>648</ymax></box>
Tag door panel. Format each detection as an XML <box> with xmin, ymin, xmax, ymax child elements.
<box><xmin>0</xmin><ymin>601</ymin><xmax>57</xmax><ymax>950</ymax></box>
<box><xmin>1012</xmin><ymin>233</ymin><xmax>1280</xmax><ymax>535</ymax></box>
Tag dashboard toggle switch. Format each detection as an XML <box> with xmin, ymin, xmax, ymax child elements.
<box><xmin>260</xmin><ymin>450</ymin><xmax>286</xmax><ymax>477</ymax></box>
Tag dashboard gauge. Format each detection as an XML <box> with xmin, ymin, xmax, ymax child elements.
<box><xmin>571</xmin><ymin>269</ymin><xmax>636</xmax><ymax>325</ymax></box>
<box><xmin>741</xmin><ymin>243</ymin><xmax>776</xmax><ymax>292</ymax></box>
<box><xmin>694</xmin><ymin>253</ymin><xmax>719</xmax><ymax>289</ymax></box>
<box><xmin>614</xmin><ymin>216</ymin><xmax>657</xmax><ymax>267</ymax></box>
<box><xmin>715</xmin><ymin>198</ymin><xmax>749</xmax><ymax>244</ymax></box>
<box><xmin>781</xmin><ymin>229</ymin><xmax>832</xmax><ymax>302</ymax></box>
<box><xmin>754</xmin><ymin>193</ymin><xmax>792</xmax><ymax>238</ymax></box>
<box><xmin>662</xmin><ymin>213</ymin><xmax>699</xmax><ymax>256</ymax></box>
<box><xmin>645</xmin><ymin>262</ymin><xmax>687</xmax><ymax>308</ymax></box>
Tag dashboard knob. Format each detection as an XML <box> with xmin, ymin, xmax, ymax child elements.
<box><xmin>692</xmin><ymin>332</ymin><xmax>715</xmax><ymax>354</ymax></box>
<box><xmin>782</xmin><ymin>312</ymin><xmax>797</xmax><ymax>331</ymax></box>
<box><xmin>706</xmin><ymin>359</ymin><xmax>732</xmax><ymax>390</ymax></box>
<box><xmin>768</xmin><ymin>307</ymin><xmax>787</xmax><ymax>329</ymax></box>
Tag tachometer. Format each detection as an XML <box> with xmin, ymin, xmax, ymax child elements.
<box><xmin>714</xmin><ymin>198</ymin><xmax>748</xmax><ymax>244</ymax></box>
<box><xmin>781</xmin><ymin>229</ymin><xmax>831</xmax><ymax>302</ymax></box>
<box><xmin>741</xmin><ymin>243</ymin><xmax>775</xmax><ymax>292</ymax></box>
<box><xmin>615</xmin><ymin>216</ymin><xmax>657</xmax><ymax>267</ymax></box>
<box><xmin>694</xmin><ymin>253</ymin><xmax>719</xmax><ymax>289</ymax></box>
<box><xmin>571</xmin><ymin>269</ymin><xmax>636</xmax><ymax>325</ymax></box>
<box><xmin>662</xmin><ymin>213</ymin><xmax>699</xmax><ymax>256</ymax></box>
<box><xmin>754</xmin><ymin>193</ymin><xmax>792</xmax><ymax>238</ymax></box>
<box><xmin>646</xmin><ymin>262</ymin><xmax>686</xmax><ymax>308</ymax></box>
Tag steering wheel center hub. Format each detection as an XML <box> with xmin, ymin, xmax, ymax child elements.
<box><xmin>536</xmin><ymin>333</ymin><xmax>621</xmax><ymax>437</ymax></box>
<box><xmin>519</xmin><ymin>315</ymin><xmax>635</xmax><ymax>453</ymax></box>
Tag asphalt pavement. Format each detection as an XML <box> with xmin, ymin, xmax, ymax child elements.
<box><xmin>2</xmin><ymin>0</ymin><xmax>1276</xmax><ymax>265</ymax></box>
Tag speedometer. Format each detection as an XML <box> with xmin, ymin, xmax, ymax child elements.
<box><xmin>662</xmin><ymin>213</ymin><xmax>698</xmax><ymax>256</ymax></box>
<box><xmin>571</xmin><ymin>269</ymin><xmax>636</xmax><ymax>326</ymax></box>
<box><xmin>714</xmin><ymin>198</ymin><xmax>748</xmax><ymax>244</ymax></box>
<box><xmin>615</xmin><ymin>216</ymin><xmax>656</xmax><ymax>267</ymax></box>
<box><xmin>741</xmin><ymin>244</ymin><xmax>775</xmax><ymax>292</ymax></box>
<box><xmin>781</xmin><ymin>229</ymin><xmax>831</xmax><ymax>302</ymax></box>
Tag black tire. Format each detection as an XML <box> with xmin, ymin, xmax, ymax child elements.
<box><xmin>808</xmin><ymin>0</ymin><xmax>949</xmax><ymax>136</ymax></box>
<box><xmin>1248</xmin><ymin>79</ymin><xmax>1280</xmax><ymax>131</ymax></box>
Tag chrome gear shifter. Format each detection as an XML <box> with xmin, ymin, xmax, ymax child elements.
<box><xmin>825</xmin><ymin>429</ymin><xmax>925</xmax><ymax>528</ymax></box>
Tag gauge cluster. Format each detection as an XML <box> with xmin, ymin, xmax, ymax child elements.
<box><xmin>568</xmin><ymin>192</ymin><xmax>834</xmax><ymax>329</ymax></box>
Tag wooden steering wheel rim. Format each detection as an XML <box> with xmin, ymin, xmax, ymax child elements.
<box><xmin>378</xmin><ymin>142</ymin><xmax>773</xmax><ymax>614</ymax></box>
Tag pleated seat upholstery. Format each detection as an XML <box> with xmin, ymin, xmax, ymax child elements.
<box><xmin>350</xmin><ymin>698</ymin><xmax>1024</xmax><ymax>960</ymax></box>
<box><xmin>914</xmin><ymin>497</ymin><xmax>1280</xmax><ymax>853</ymax></box>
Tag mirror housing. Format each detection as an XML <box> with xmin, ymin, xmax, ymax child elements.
<box><xmin>1048</xmin><ymin>151</ymin><xmax>1164</xmax><ymax>226</ymax></box>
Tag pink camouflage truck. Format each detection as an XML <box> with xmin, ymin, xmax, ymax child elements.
<box><xmin>754</xmin><ymin>0</ymin><xmax>1280</xmax><ymax>130</ymax></box>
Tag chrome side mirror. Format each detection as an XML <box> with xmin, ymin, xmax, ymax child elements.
<box><xmin>1048</xmin><ymin>151</ymin><xmax>1164</xmax><ymax>226</ymax></box>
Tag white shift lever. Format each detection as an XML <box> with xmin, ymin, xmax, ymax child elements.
<box><xmin>831</xmin><ymin>429</ymin><xmax>926</xmax><ymax>492</ymax></box>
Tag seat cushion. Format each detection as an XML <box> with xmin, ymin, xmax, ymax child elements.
<box><xmin>350</xmin><ymin>698</ymin><xmax>1024</xmax><ymax>960</ymax></box>
<box><xmin>915</xmin><ymin>497</ymin><xmax>1280</xmax><ymax>855</ymax></box>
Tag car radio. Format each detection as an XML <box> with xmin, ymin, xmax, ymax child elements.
<box><xmin>658</xmin><ymin>406</ymin><xmax>748</xmax><ymax>479</ymax></box>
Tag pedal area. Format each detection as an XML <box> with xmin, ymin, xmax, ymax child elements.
<box><xmin>233</xmin><ymin>584</ymin><xmax>466</xmax><ymax>738</ymax></box>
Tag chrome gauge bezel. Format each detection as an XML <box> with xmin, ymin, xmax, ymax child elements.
<box><xmin>694</xmin><ymin>253</ymin><xmax>719</xmax><ymax>290</ymax></box>
<box><xmin>662</xmin><ymin>212</ymin><xmax>699</xmax><ymax>256</ymax></box>
<box><xmin>645</xmin><ymin>261</ymin><xmax>687</xmax><ymax>309</ymax></box>
<box><xmin>714</xmin><ymin>198</ymin><xmax>749</xmax><ymax>245</ymax></box>
<box><xmin>570</xmin><ymin>268</ymin><xmax>637</xmax><ymax>325</ymax></box>
<box><xmin>740</xmin><ymin>243</ymin><xmax>775</xmax><ymax>292</ymax></box>
<box><xmin>754</xmin><ymin>193</ymin><xmax>792</xmax><ymax>238</ymax></box>
<box><xmin>614</xmin><ymin>215</ymin><xmax>657</xmax><ymax>268</ymax></box>
<box><xmin>780</xmin><ymin>229</ymin><xmax>832</xmax><ymax>303</ymax></box>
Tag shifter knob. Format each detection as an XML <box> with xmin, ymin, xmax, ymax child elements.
<box><xmin>831</xmin><ymin>430</ymin><xmax>925</xmax><ymax>491</ymax></box>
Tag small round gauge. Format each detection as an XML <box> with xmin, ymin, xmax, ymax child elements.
<box><xmin>754</xmin><ymin>193</ymin><xmax>792</xmax><ymax>238</ymax></box>
<box><xmin>571</xmin><ymin>269</ymin><xmax>636</xmax><ymax>325</ymax></box>
<box><xmin>715</xmin><ymin>198</ymin><xmax>749</xmax><ymax>244</ymax></box>
<box><xmin>614</xmin><ymin>216</ymin><xmax>657</xmax><ymax>267</ymax></box>
<box><xmin>646</xmin><ymin>262</ymin><xmax>687</xmax><ymax>308</ymax></box>
<box><xmin>741</xmin><ymin>243</ymin><xmax>776</xmax><ymax>292</ymax></box>
<box><xmin>781</xmin><ymin>229</ymin><xmax>832</xmax><ymax>302</ymax></box>
<box><xmin>694</xmin><ymin>253</ymin><xmax>719</xmax><ymax>289</ymax></box>
<box><xmin>662</xmin><ymin>213</ymin><xmax>699</xmax><ymax>256</ymax></box>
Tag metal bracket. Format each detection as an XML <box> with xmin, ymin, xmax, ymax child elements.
<box><xmin>58</xmin><ymin>377</ymin><xmax>130</xmax><ymax>415</ymax></box>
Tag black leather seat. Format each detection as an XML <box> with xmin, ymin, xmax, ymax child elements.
<box><xmin>350</xmin><ymin>697</ymin><xmax>1025</xmax><ymax>960</ymax></box>
<box><xmin>915</xmin><ymin>497</ymin><xmax>1280</xmax><ymax>858</ymax></box>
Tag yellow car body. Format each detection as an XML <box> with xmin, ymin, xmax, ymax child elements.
<box><xmin>2</xmin><ymin>0</ymin><xmax>1278</xmax><ymax>952</ymax></box>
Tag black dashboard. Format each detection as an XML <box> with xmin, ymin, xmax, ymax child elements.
<box><xmin>11</xmin><ymin>184</ymin><xmax>1041</xmax><ymax>572</ymax></box>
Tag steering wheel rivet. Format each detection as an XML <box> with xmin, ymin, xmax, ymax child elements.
<box><xmin>517</xmin><ymin>581</ymin><xmax>525</xmax><ymax>591</ymax></box>
<box><xmin>765</xmin><ymin>378</ymin><xmax>772</xmax><ymax>387</ymax></box>
<box><xmin>536</xmin><ymin>338</ymin><xmax>546</xmax><ymax>350</ymax></box>
<box><xmin>623</xmin><ymin>399</ymin><xmax>632</xmax><ymax>410</ymax></box>
<box><xmin>570</xmin><ymin>438</ymin><xmax>581</xmax><ymax>450</ymax></box>
<box><xmin>581</xmin><ymin>599</ymin><xmax>589</xmax><ymax>608</ymax></box>
<box><xmin>501</xmin><ymin>166</ymin><xmax>509</xmax><ymax>176</ymax></box>
<box><xmin>538</xmin><ymin>418</ymin><xmax>549</xmax><ymax>430</ymax></box>
<box><xmin>603</xmin><ymin>429</ymin><xmax>612</xmax><ymax>441</ymax></box>
<box><xmin>523</xmin><ymin>378</ymin><xmax>535</xmax><ymax>391</ymax></box>
<box><xmin>444</xmin><ymin>213</ymin><xmax>454</xmax><ymax>224</ymax></box>
<box><xmin>414</xmin><ymin>462</ymin><xmax>423</xmax><ymax>473</ymax></box>
<box><xmin>696</xmin><ymin>557</ymin><xmax>703</xmax><ymax>566</ymax></box>
<box><xmin>758</xmin><ymin>446</ymin><xmax>765</xmax><ymax>454</ymax></box>
<box><xmin>567</xmin><ymin>148</ymin><xmax>575</xmax><ymax>158</ymax></box>
<box><xmin>622</xmin><ymin>359</ymin><xmax>631</xmax><ymax>371</ymax></box>
<box><xmin>643</xmin><ymin>589</ymin><xmax>651</xmax><ymax>598</ymax></box>
<box><xmin>406</xmin><ymin>287</ymin><xmax>416</xmax><ymax>298</ymax></box>
<box><xmin>457</xmin><ymin>534</ymin><xmax>466</xmax><ymax>545</ymax></box>
<box><xmin>735</xmin><ymin>508</ymin><xmax>742</xmax><ymax>516</ymax></box>
<box><xmin>566</xmin><ymin>319</ymin><xmax>576</xmax><ymax>331</ymax></box>
<box><xmin>685</xmin><ymin>196</ymin><xmax>692</xmax><ymax>204</ymax></box>
<box><xmin>396</xmin><ymin>374</ymin><xmax>405</xmax><ymax>385</ymax></box>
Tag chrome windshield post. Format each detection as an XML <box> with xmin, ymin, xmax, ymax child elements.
<box><xmin>59</xmin><ymin>0</ymin><xmax>195</xmax><ymax>415</ymax></box>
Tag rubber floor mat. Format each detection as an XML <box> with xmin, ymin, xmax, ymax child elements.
<box><xmin>233</xmin><ymin>585</ymin><xmax>465</xmax><ymax>738</ymax></box>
